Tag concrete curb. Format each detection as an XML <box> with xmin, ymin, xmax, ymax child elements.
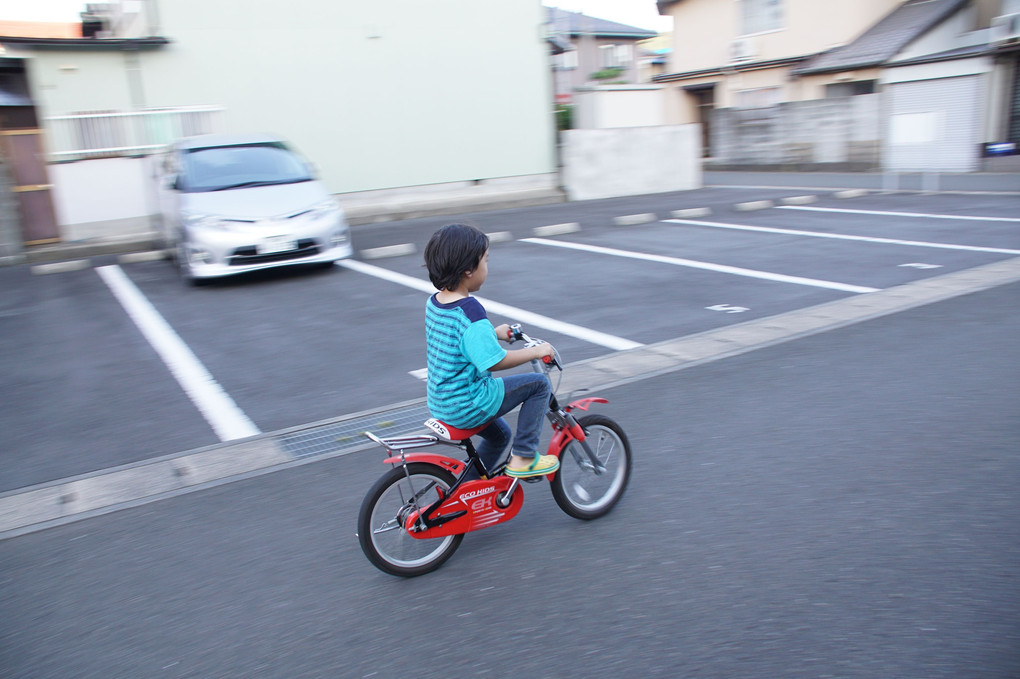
<box><xmin>834</xmin><ymin>189</ymin><xmax>868</xmax><ymax>199</ymax></box>
<box><xmin>780</xmin><ymin>195</ymin><xmax>818</xmax><ymax>205</ymax></box>
<box><xmin>613</xmin><ymin>213</ymin><xmax>657</xmax><ymax>226</ymax></box>
<box><xmin>671</xmin><ymin>207</ymin><xmax>713</xmax><ymax>219</ymax></box>
<box><xmin>533</xmin><ymin>222</ymin><xmax>581</xmax><ymax>237</ymax></box>
<box><xmin>735</xmin><ymin>199</ymin><xmax>775</xmax><ymax>212</ymax></box>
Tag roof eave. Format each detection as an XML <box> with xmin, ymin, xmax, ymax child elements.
<box><xmin>566</xmin><ymin>30</ymin><xmax>656</xmax><ymax>40</ymax></box>
<box><xmin>792</xmin><ymin>60</ymin><xmax>883</xmax><ymax>76</ymax></box>
<box><xmin>0</xmin><ymin>36</ymin><xmax>169</xmax><ymax>50</ymax></box>
<box><xmin>653</xmin><ymin>54</ymin><xmax>810</xmax><ymax>83</ymax></box>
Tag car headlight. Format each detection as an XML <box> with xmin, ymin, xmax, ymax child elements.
<box><xmin>308</xmin><ymin>198</ymin><xmax>341</xmax><ymax>221</ymax></box>
<box><xmin>184</xmin><ymin>214</ymin><xmax>233</xmax><ymax>231</ymax></box>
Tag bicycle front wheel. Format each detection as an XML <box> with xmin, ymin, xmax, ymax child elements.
<box><xmin>358</xmin><ymin>463</ymin><xmax>464</xmax><ymax>577</ymax></box>
<box><xmin>551</xmin><ymin>414</ymin><xmax>631</xmax><ymax>520</ymax></box>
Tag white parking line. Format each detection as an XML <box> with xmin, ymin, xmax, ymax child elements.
<box><xmin>777</xmin><ymin>205</ymin><xmax>1020</xmax><ymax>223</ymax></box>
<box><xmin>338</xmin><ymin>259</ymin><xmax>643</xmax><ymax>350</ymax></box>
<box><xmin>664</xmin><ymin>218</ymin><xmax>1020</xmax><ymax>255</ymax></box>
<box><xmin>96</xmin><ymin>265</ymin><xmax>260</xmax><ymax>441</ymax></box>
<box><xmin>521</xmin><ymin>237</ymin><xmax>879</xmax><ymax>294</ymax></box>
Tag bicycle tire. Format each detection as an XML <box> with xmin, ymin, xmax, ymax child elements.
<box><xmin>358</xmin><ymin>462</ymin><xmax>464</xmax><ymax>577</ymax></box>
<box><xmin>551</xmin><ymin>414</ymin><xmax>631</xmax><ymax>520</ymax></box>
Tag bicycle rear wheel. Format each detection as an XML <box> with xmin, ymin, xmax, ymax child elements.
<box><xmin>551</xmin><ymin>414</ymin><xmax>631</xmax><ymax>520</ymax></box>
<box><xmin>358</xmin><ymin>463</ymin><xmax>464</xmax><ymax>577</ymax></box>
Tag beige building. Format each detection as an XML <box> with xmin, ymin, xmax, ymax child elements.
<box><xmin>655</xmin><ymin>0</ymin><xmax>1020</xmax><ymax>171</ymax></box>
<box><xmin>656</xmin><ymin>0</ymin><xmax>902</xmax><ymax>119</ymax></box>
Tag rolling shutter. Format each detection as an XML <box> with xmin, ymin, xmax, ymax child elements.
<box><xmin>885</xmin><ymin>75</ymin><xmax>981</xmax><ymax>172</ymax></box>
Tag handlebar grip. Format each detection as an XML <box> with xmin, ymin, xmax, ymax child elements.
<box><xmin>542</xmin><ymin>355</ymin><xmax>552</xmax><ymax>364</ymax></box>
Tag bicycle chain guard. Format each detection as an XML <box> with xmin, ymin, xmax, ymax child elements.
<box><xmin>405</xmin><ymin>476</ymin><xmax>523</xmax><ymax>539</ymax></box>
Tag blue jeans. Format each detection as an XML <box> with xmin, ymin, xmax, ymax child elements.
<box><xmin>474</xmin><ymin>373</ymin><xmax>551</xmax><ymax>475</ymax></box>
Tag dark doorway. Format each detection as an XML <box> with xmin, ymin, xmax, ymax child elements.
<box><xmin>0</xmin><ymin>59</ymin><xmax>59</xmax><ymax>244</ymax></box>
<box><xmin>685</xmin><ymin>83</ymin><xmax>715</xmax><ymax>158</ymax></box>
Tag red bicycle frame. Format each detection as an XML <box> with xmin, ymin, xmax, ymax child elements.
<box><xmin>377</xmin><ymin>395</ymin><xmax>609</xmax><ymax>539</ymax></box>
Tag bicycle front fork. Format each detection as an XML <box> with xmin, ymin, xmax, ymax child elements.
<box><xmin>551</xmin><ymin>407</ymin><xmax>607</xmax><ymax>475</ymax></box>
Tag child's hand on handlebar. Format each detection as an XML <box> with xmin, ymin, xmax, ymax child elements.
<box><xmin>531</xmin><ymin>342</ymin><xmax>554</xmax><ymax>361</ymax></box>
<box><xmin>494</xmin><ymin>324</ymin><xmax>513</xmax><ymax>343</ymax></box>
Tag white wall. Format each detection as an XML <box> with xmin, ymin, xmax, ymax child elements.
<box><xmin>48</xmin><ymin>157</ymin><xmax>156</xmax><ymax>239</ymax></box>
<box><xmin>573</xmin><ymin>86</ymin><xmax>666</xmax><ymax>128</ymax></box>
<box><xmin>20</xmin><ymin>49</ymin><xmax>136</xmax><ymax>119</ymax></box>
<box><xmin>17</xmin><ymin>0</ymin><xmax>559</xmax><ymax>237</ymax></box>
<box><xmin>137</xmin><ymin>0</ymin><xmax>557</xmax><ymax>194</ymax></box>
<box><xmin>561</xmin><ymin>124</ymin><xmax>701</xmax><ymax>201</ymax></box>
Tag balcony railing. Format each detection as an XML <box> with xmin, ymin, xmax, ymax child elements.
<box><xmin>43</xmin><ymin>106</ymin><xmax>224</xmax><ymax>161</ymax></box>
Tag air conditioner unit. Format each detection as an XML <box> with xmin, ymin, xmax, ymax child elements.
<box><xmin>730</xmin><ymin>38</ymin><xmax>757</xmax><ymax>63</ymax></box>
<box><xmin>991</xmin><ymin>13</ymin><xmax>1020</xmax><ymax>45</ymax></box>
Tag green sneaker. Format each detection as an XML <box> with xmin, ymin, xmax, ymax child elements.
<box><xmin>506</xmin><ymin>454</ymin><xmax>560</xmax><ymax>478</ymax></box>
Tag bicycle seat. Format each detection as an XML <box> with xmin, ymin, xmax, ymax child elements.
<box><xmin>424</xmin><ymin>418</ymin><xmax>488</xmax><ymax>442</ymax></box>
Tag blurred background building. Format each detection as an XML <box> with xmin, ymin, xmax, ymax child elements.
<box><xmin>545</xmin><ymin>7</ymin><xmax>657</xmax><ymax>105</ymax></box>
<box><xmin>0</xmin><ymin>0</ymin><xmax>560</xmax><ymax>247</ymax></box>
<box><xmin>1</xmin><ymin>1</ymin><xmax>1017</xmax><ymax>255</ymax></box>
<box><xmin>654</xmin><ymin>0</ymin><xmax>1020</xmax><ymax>173</ymax></box>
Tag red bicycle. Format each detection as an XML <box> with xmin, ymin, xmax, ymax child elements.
<box><xmin>357</xmin><ymin>325</ymin><xmax>632</xmax><ymax>577</ymax></box>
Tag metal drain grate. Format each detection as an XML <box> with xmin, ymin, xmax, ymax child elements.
<box><xmin>279</xmin><ymin>402</ymin><xmax>432</xmax><ymax>460</ymax></box>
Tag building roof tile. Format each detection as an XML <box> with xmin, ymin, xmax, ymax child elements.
<box><xmin>792</xmin><ymin>0</ymin><xmax>970</xmax><ymax>75</ymax></box>
<box><xmin>546</xmin><ymin>7</ymin><xmax>657</xmax><ymax>39</ymax></box>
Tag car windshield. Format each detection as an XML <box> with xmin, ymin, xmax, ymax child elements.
<box><xmin>181</xmin><ymin>143</ymin><xmax>314</xmax><ymax>192</ymax></box>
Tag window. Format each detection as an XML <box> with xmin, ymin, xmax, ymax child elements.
<box><xmin>740</xmin><ymin>0</ymin><xmax>783</xmax><ymax>35</ymax></box>
<box><xmin>825</xmin><ymin>81</ymin><xmax>876</xmax><ymax>98</ymax></box>
<box><xmin>600</xmin><ymin>44</ymin><xmax>618</xmax><ymax>68</ymax></box>
<box><xmin>598</xmin><ymin>44</ymin><xmax>633</xmax><ymax>69</ymax></box>
<box><xmin>182</xmin><ymin>144</ymin><xmax>312</xmax><ymax>193</ymax></box>
<box><xmin>557</xmin><ymin>49</ymin><xmax>578</xmax><ymax>70</ymax></box>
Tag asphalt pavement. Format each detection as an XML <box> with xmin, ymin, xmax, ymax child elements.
<box><xmin>2</xmin><ymin>173</ymin><xmax>1018</xmax><ymax>677</ymax></box>
<box><xmin>3</xmin><ymin>282</ymin><xmax>1018</xmax><ymax>678</ymax></box>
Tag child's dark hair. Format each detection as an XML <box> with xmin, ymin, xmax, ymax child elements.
<box><xmin>424</xmin><ymin>223</ymin><xmax>489</xmax><ymax>291</ymax></box>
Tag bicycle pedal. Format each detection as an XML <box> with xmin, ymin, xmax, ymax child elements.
<box><xmin>523</xmin><ymin>476</ymin><xmax>543</xmax><ymax>484</ymax></box>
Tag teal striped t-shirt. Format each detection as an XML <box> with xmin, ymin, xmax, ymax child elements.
<box><xmin>425</xmin><ymin>294</ymin><xmax>506</xmax><ymax>428</ymax></box>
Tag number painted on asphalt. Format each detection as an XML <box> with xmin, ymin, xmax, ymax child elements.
<box><xmin>705</xmin><ymin>304</ymin><xmax>749</xmax><ymax>314</ymax></box>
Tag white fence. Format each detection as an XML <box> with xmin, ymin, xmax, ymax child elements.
<box><xmin>561</xmin><ymin>125</ymin><xmax>702</xmax><ymax>201</ymax></box>
<box><xmin>43</xmin><ymin>106</ymin><xmax>224</xmax><ymax>161</ymax></box>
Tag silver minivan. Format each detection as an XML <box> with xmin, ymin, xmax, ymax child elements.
<box><xmin>158</xmin><ymin>133</ymin><xmax>352</xmax><ymax>283</ymax></box>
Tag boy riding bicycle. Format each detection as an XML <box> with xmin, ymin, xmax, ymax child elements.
<box><xmin>423</xmin><ymin>223</ymin><xmax>559</xmax><ymax>478</ymax></box>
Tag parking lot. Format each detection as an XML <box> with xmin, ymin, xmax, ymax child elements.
<box><xmin>2</xmin><ymin>184</ymin><xmax>1018</xmax><ymax>499</ymax></box>
<box><xmin>3</xmin><ymin>182</ymin><xmax>1019</xmax><ymax>678</ymax></box>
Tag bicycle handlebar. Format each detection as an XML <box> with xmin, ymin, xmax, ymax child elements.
<box><xmin>507</xmin><ymin>323</ymin><xmax>561</xmax><ymax>372</ymax></box>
